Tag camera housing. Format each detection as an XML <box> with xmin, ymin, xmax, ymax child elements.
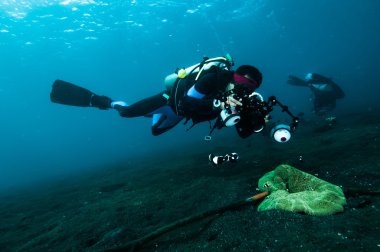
<box><xmin>220</xmin><ymin>108</ymin><xmax>240</xmax><ymax>126</ymax></box>
<box><xmin>212</xmin><ymin>86</ymin><xmax>299</xmax><ymax>142</ymax></box>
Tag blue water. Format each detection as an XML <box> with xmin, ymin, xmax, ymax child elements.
<box><xmin>0</xmin><ymin>0</ymin><xmax>379</xmax><ymax>190</ymax></box>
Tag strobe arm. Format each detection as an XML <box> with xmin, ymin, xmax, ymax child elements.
<box><xmin>267</xmin><ymin>96</ymin><xmax>299</xmax><ymax>131</ymax></box>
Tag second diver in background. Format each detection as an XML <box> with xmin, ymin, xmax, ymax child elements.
<box><xmin>287</xmin><ymin>73</ymin><xmax>345</xmax><ymax>116</ymax></box>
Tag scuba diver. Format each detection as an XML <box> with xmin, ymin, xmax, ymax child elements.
<box><xmin>51</xmin><ymin>55</ymin><xmax>299</xmax><ymax>142</ymax></box>
<box><xmin>287</xmin><ymin>73</ymin><xmax>345</xmax><ymax>116</ymax></box>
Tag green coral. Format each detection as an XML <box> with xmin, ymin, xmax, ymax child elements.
<box><xmin>257</xmin><ymin>164</ymin><xmax>346</xmax><ymax>216</ymax></box>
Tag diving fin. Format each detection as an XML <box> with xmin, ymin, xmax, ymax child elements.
<box><xmin>287</xmin><ymin>75</ymin><xmax>309</xmax><ymax>87</ymax></box>
<box><xmin>50</xmin><ymin>79</ymin><xmax>112</xmax><ymax>109</ymax></box>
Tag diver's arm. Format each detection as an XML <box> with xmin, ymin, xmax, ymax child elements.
<box><xmin>193</xmin><ymin>72</ymin><xmax>225</xmax><ymax>94</ymax></box>
<box><xmin>178</xmin><ymin>96</ymin><xmax>214</xmax><ymax>115</ymax></box>
<box><xmin>178</xmin><ymin>71</ymin><xmax>234</xmax><ymax>115</ymax></box>
<box><xmin>178</xmin><ymin>73</ymin><xmax>221</xmax><ymax>115</ymax></box>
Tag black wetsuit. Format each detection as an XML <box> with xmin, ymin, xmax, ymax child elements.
<box><xmin>116</xmin><ymin>70</ymin><xmax>230</xmax><ymax>135</ymax></box>
<box><xmin>117</xmin><ymin>70</ymin><xmax>260</xmax><ymax>138</ymax></box>
<box><xmin>307</xmin><ymin>74</ymin><xmax>345</xmax><ymax>115</ymax></box>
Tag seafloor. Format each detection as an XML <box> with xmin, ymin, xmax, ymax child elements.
<box><xmin>0</xmin><ymin>109</ymin><xmax>379</xmax><ymax>252</ymax></box>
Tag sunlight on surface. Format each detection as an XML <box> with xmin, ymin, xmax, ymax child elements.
<box><xmin>0</xmin><ymin>0</ymin><xmax>106</xmax><ymax>19</ymax></box>
<box><xmin>60</xmin><ymin>0</ymin><xmax>97</xmax><ymax>5</ymax></box>
<box><xmin>0</xmin><ymin>0</ymin><xmax>266</xmax><ymax>49</ymax></box>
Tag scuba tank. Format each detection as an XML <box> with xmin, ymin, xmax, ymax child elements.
<box><xmin>164</xmin><ymin>54</ymin><xmax>234</xmax><ymax>93</ymax></box>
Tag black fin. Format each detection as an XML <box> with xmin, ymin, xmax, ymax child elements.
<box><xmin>50</xmin><ymin>79</ymin><xmax>93</xmax><ymax>107</ymax></box>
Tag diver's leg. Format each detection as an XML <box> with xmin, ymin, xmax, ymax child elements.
<box><xmin>116</xmin><ymin>91</ymin><xmax>167</xmax><ymax>118</ymax></box>
<box><xmin>151</xmin><ymin>106</ymin><xmax>183</xmax><ymax>136</ymax></box>
<box><xmin>313</xmin><ymin>97</ymin><xmax>324</xmax><ymax>115</ymax></box>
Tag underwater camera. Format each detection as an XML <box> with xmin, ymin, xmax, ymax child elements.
<box><xmin>219</xmin><ymin>106</ymin><xmax>240</xmax><ymax>126</ymax></box>
<box><xmin>217</xmin><ymin>86</ymin><xmax>266</xmax><ymax>128</ymax></box>
<box><xmin>217</xmin><ymin>86</ymin><xmax>266</xmax><ymax>127</ymax></box>
<box><xmin>217</xmin><ymin>86</ymin><xmax>299</xmax><ymax>142</ymax></box>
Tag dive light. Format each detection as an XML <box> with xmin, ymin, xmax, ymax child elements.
<box><xmin>271</xmin><ymin>124</ymin><xmax>292</xmax><ymax>143</ymax></box>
